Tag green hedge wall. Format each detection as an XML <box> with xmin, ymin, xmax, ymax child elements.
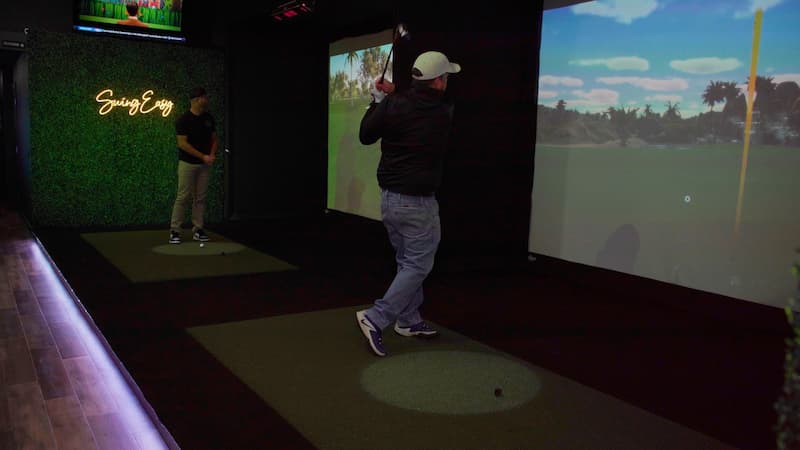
<box><xmin>28</xmin><ymin>30</ymin><xmax>225</xmax><ymax>227</ymax></box>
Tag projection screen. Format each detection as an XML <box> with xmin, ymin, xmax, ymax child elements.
<box><xmin>529</xmin><ymin>0</ymin><xmax>800</xmax><ymax>308</ymax></box>
<box><xmin>327</xmin><ymin>29</ymin><xmax>393</xmax><ymax>221</ymax></box>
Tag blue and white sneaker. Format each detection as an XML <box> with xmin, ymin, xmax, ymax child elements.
<box><xmin>394</xmin><ymin>321</ymin><xmax>439</xmax><ymax>337</ymax></box>
<box><xmin>356</xmin><ymin>310</ymin><xmax>386</xmax><ymax>356</ymax></box>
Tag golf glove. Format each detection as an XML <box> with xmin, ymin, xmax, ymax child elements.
<box><xmin>370</xmin><ymin>83</ymin><xmax>386</xmax><ymax>104</ymax></box>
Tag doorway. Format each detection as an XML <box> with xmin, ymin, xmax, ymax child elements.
<box><xmin>1</xmin><ymin>49</ymin><xmax>22</xmax><ymax>212</ymax></box>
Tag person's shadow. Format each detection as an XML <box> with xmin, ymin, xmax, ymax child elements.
<box><xmin>596</xmin><ymin>224</ymin><xmax>640</xmax><ymax>273</ymax></box>
<box><xmin>346</xmin><ymin>177</ymin><xmax>364</xmax><ymax>212</ymax></box>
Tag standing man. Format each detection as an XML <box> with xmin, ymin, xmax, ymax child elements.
<box><xmin>356</xmin><ymin>51</ymin><xmax>461</xmax><ymax>356</ymax></box>
<box><xmin>169</xmin><ymin>87</ymin><xmax>217</xmax><ymax>244</ymax></box>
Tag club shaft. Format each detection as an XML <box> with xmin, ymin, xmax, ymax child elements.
<box><xmin>381</xmin><ymin>44</ymin><xmax>394</xmax><ymax>81</ymax></box>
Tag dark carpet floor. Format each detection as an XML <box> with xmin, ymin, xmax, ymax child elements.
<box><xmin>32</xmin><ymin>211</ymin><xmax>790</xmax><ymax>450</ymax></box>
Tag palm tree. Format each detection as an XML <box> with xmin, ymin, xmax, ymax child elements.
<box><xmin>718</xmin><ymin>81</ymin><xmax>742</xmax><ymax>141</ymax></box>
<box><xmin>345</xmin><ymin>50</ymin><xmax>358</xmax><ymax>100</ymax></box>
<box><xmin>774</xmin><ymin>81</ymin><xmax>800</xmax><ymax>115</ymax></box>
<box><xmin>664</xmin><ymin>101</ymin><xmax>681</xmax><ymax>121</ymax></box>
<box><xmin>555</xmin><ymin>99</ymin><xmax>567</xmax><ymax>125</ymax></box>
<box><xmin>702</xmin><ymin>80</ymin><xmax>725</xmax><ymax>111</ymax></box>
<box><xmin>330</xmin><ymin>71</ymin><xmax>347</xmax><ymax>101</ymax></box>
<box><xmin>754</xmin><ymin>75</ymin><xmax>777</xmax><ymax>116</ymax></box>
<box><xmin>702</xmin><ymin>80</ymin><xmax>726</xmax><ymax>142</ymax></box>
<box><xmin>790</xmin><ymin>96</ymin><xmax>800</xmax><ymax>137</ymax></box>
<box><xmin>358</xmin><ymin>46</ymin><xmax>389</xmax><ymax>89</ymax></box>
<box><xmin>606</xmin><ymin>106</ymin><xmax>639</xmax><ymax>146</ymax></box>
<box><xmin>721</xmin><ymin>81</ymin><xmax>741</xmax><ymax>109</ymax></box>
<box><xmin>744</xmin><ymin>75</ymin><xmax>777</xmax><ymax>140</ymax></box>
<box><xmin>719</xmin><ymin>81</ymin><xmax>741</xmax><ymax>137</ymax></box>
<box><xmin>638</xmin><ymin>104</ymin><xmax>661</xmax><ymax>141</ymax></box>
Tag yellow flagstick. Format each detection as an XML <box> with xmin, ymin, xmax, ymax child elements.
<box><xmin>735</xmin><ymin>8</ymin><xmax>763</xmax><ymax>237</ymax></box>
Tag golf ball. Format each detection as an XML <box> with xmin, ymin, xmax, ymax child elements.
<box><xmin>200</xmin><ymin>243</ymin><xmax>205</xmax><ymax>247</ymax></box>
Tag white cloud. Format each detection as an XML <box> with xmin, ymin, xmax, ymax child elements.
<box><xmin>569</xmin><ymin>88</ymin><xmax>620</xmax><ymax>105</ymax></box>
<box><xmin>540</xmin><ymin>89</ymin><xmax>621</xmax><ymax>113</ymax></box>
<box><xmin>539</xmin><ymin>75</ymin><xmax>584</xmax><ymax>87</ymax></box>
<box><xmin>645</xmin><ymin>94</ymin><xmax>683</xmax><ymax>103</ymax></box>
<box><xmin>736</xmin><ymin>84</ymin><xmax>750</xmax><ymax>96</ymax></box>
<box><xmin>683</xmin><ymin>101</ymin><xmax>707</xmax><ymax>116</ymax></box>
<box><xmin>569</xmin><ymin>56</ymin><xmax>649</xmax><ymax>71</ymax></box>
<box><xmin>571</xmin><ymin>0</ymin><xmax>659</xmax><ymax>24</ymax></box>
<box><xmin>734</xmin><ymin>0</ymin><xmax>784</xmax><ymax>19</ymax></box>
<box><xmin>772</xmin><ymin>73</ymin><xmax>800</xmax><ymax>85</ymax></box>
<box><xmin>597</xmin><ymin>76</ymin><xmax>689</xmax><ymax>91</ymax></box>
<box><xmin>670</xmin><ymin>57</ymin><xmax>743</xmax><ymax>74</ymax></box>
<box><xmin>538</xmin><ymin>90</ymin><xmax>558</xmax><ymax>99</ymax></box>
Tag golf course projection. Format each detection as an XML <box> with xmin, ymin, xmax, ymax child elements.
<box><xmin>529</xmin><ymin>0</ymin><xmax>800</xmax><ymax>308</ymax></box>
<box><xmin>327</xmin><ymin>30</ymin><xmax>393</xmax><ymax>221</ymax></box>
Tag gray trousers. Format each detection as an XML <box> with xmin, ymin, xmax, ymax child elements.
<box><xmin>170</xmin><ymin>161</ymin><xmax>210</xmax><ymax>233</ymax></box>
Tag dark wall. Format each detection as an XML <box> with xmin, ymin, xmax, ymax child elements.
<box><xmin>227</xmin><ymin>2</ymin><xmax>542</xmax><ymax>260</ymax></box>
<box><xmin>0</xmin><ymin>0</ymin><xmax>72</xmax><ymax>34</ymax></box>
<box><xmin>226</xmin><ymin>25</ymin><xmax>330</xmax><ymax>220</ymax></box>
<box><xmin>393</xmin><ymin>6</ymin><xmax>542</xmax><ymax>260</ymax></box>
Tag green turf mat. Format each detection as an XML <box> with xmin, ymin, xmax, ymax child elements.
<box><xmin>81</xmin><ymin>229</ymin><xmax>296</xmax><ymax>283</ymax></box>
<box><xmin>187</xmin><ymin>305</ymin><xmax>735</xmax><ymax>450</ymax></box>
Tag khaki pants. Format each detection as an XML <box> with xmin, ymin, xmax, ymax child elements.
<box><xmin>170</xmin><ymin>161</ymin><xmax>211</xmax><ymax>233</ymax></box>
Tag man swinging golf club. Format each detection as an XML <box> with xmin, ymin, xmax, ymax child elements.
<box><xmin>356</xmin><ymin>50</ymin><xmax>461</xmax><ymax>356</ymax></box>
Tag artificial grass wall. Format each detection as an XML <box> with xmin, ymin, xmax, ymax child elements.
<box><xmin>27</xmin><ymin>29</ymin><xmax>225</xmax><ymax>227</ymax></box>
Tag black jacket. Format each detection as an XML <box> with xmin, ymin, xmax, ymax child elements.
<box><xmin>359</xmin><ymin>85</ymin><xmax>454</xmax><ymax>196</ymax></box>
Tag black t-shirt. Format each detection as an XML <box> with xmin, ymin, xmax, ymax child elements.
<box><xmin>175</xmin><ymin>110</ymin><xmax>215</xmax><ymax>164</ymax></box>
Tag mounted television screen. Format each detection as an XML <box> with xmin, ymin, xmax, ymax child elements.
<box><xmin>73</xmin><ymin>0</ymin><xmax>186</xmax><ymax>43</ymax></box>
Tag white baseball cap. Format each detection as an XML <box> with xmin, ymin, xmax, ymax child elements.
<box><xmin>411</xmin><ymin>51</ymin><xmax>461</xmax><ymax>80</ymax></box>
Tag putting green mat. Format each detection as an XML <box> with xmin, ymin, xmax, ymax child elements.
<box><xmin>187</xmin><ymin>305</ymin><xmax>735</xmax><ymax>450</ymax></box>
<box><xmin>81</xmin><ymin>230</ymin><xmax>296</xmax><ymax>283</ymax></box>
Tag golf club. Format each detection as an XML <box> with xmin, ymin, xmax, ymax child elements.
<box><xmin>380</xmin><ymin>23</ymin><xmax>409</xmax><ymax>83</ymax></box>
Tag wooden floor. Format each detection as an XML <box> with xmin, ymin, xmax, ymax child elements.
<box><xmin>0</xmin><ymin>209</ymin><xmax>175</xmax><ymax>450</ymax></box>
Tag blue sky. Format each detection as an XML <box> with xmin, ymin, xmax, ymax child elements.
<box><xmin>539</xmin><ymin>0</ymin><xmax>800</xmax><ymax>117</ymax></box>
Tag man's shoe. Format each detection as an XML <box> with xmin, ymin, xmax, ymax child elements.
<box><xmin>356</xmin><ymin>310</ymin><xmax>386</xmax><ymax>356</ymax></box>
<box><xmin>394</xmin><ymin>321</ymin><xmax>439</xmax><ymax>337</ymax></box>
<box><xmin>169</xmin><ymin>230</ymin><xmax>181</xmax><ymax>244</ymax></box>
<box><xmin>193</xmin><ymin>229</ymin><xmax>209</xmax><ymax>242</ymax></box>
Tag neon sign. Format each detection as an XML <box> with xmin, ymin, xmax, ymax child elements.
<box><xmin>95</xmin><ymin>89</ymin><xmax>174</xmax><ymax>117</ymax></box>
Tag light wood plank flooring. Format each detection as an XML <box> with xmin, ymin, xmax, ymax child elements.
<box><xmin>0</xmin><ymin>208</ymin><xmax>176</xmax><ymax>450</ymax></box>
